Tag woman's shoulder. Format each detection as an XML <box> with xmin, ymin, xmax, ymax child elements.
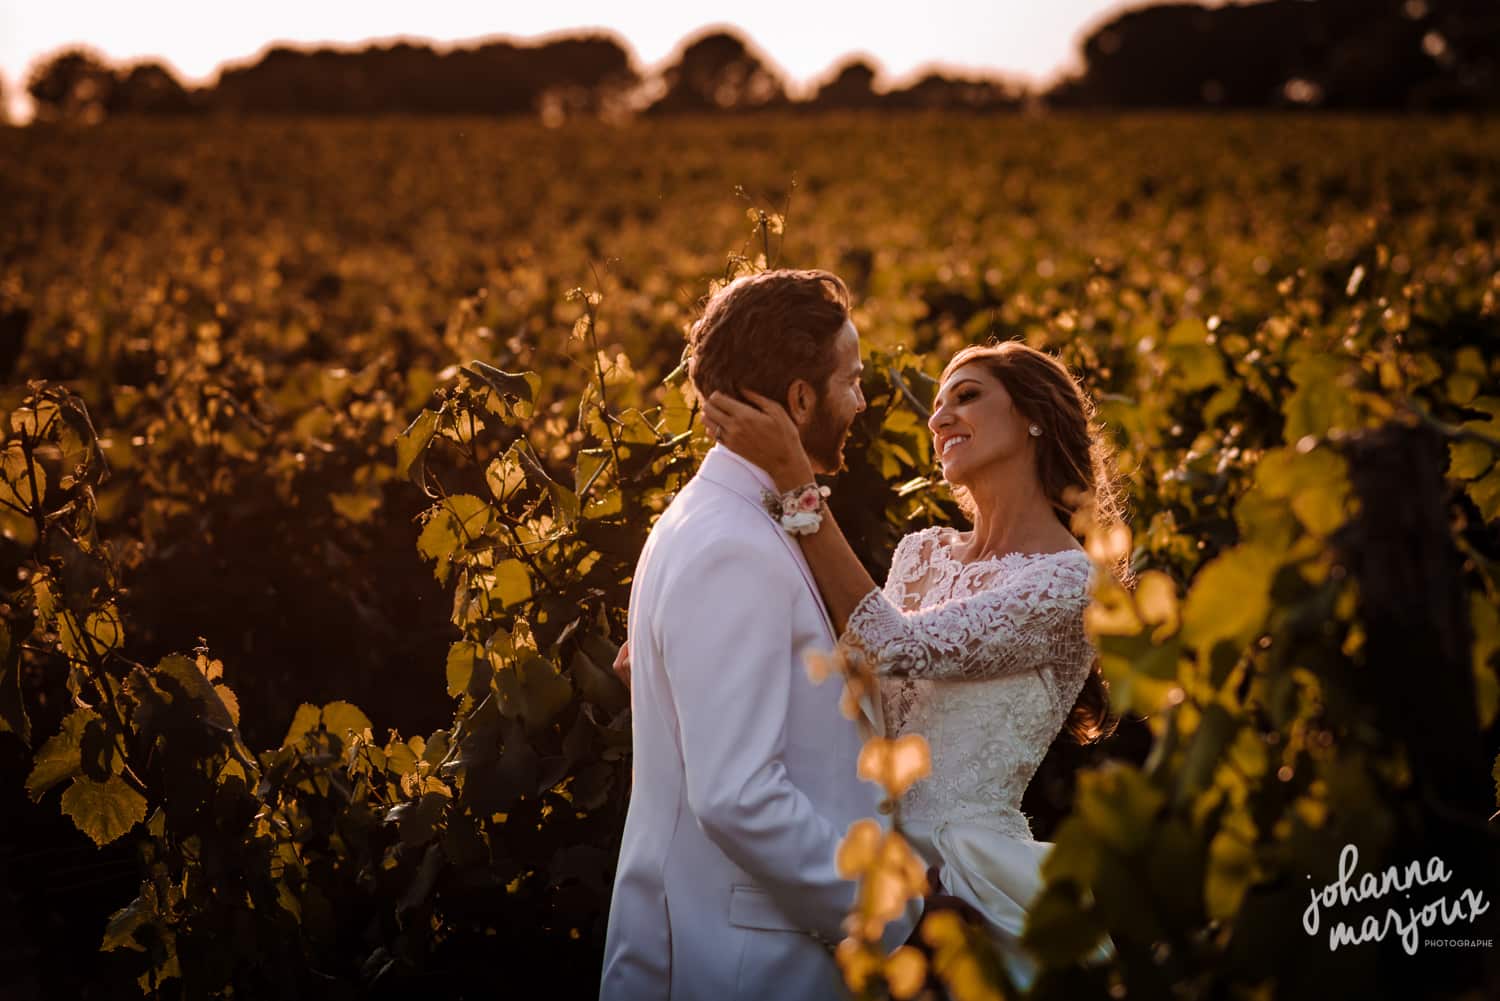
<box><xmin>885</xmin><ymin>526</ymin><xmax>947</xmax><ymax>588</ymax></box>
<box><xmin>894</xmin><ymin>524</ymin><xmax>950</xmax><ymax>559</ymax></box>
<box><xmin>1009</xmin><ymin>546</ymin><xmax>1097</xmax><ymax>602</ymax></box>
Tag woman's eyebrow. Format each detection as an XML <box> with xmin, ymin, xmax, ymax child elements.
<box><xmin>934</xmin><ymin>378</ymin><xmax>980</xmax><ymax>403</ymax></box>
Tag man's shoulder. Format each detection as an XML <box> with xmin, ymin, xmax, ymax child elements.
<box><xmin>649</xmin><ymin>475</ymin><xmax>788</xmax><ymax>561</ymax></box>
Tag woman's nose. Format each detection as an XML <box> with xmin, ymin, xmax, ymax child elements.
<box><xmin>928</xmin><ymin>407</ymin><xmax>950</xmax><ymax>434</ymax></box>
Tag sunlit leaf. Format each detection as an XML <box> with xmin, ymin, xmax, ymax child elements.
<box><xmin>884</xmin><ymin>945</ymin><xmax>927</xmax><ymax>1000</ymax></box>
<box><xmin>1162</xmin><ymin>318</ymin><xmax>1224</xmax><ymax>391</ymax></box>
<box><xmin>0</xmin><ymin>441</ymin><xmax>46</xmax><ymax>510</ymax></box>
<box><xmin>486</xmin><ymin>445</ymin><xmax>528</xmax><ymax>505</ymax></box>
<box><xmin>1134</xmin><ymin>570</ymin><xmax>1180</xmax><ymax>641</ymax></box>
<box><xmin>1448</xmin><ymin>438</ymin><xmax>1493</xmax><ymax>480</ymax></box>
<box><xmin>417</xmin><ymin>494</ymin><xmax>492</xmax><ymax>580</ymax></box>
<box><xmin>330</xmin><ymin>490</ymin><xmax>382</xmax><ymax>523</ymax></box>
<box><xmin>25</xmin><ymin>707</ymin><xmax>98</xmax><ymax>802</ymax></box>
<box><xmin>1282</xmin><ymin>355</ymin><xmax>1361</xmax><ymax>444</ymax></box>
<box><xmin>1181</xmin><ymin>542</ymin><xmax>1281</xmax><ymax>653</ymax></box>
<box><xmin>857</xmin><ymin>734</ymin><xmax>932</xmax><ymax>799</ymax></box>
<box><xmin>466</xmin><ymin>361</ymin><xmax>540</xmax><ymax>419</ymax></box>
<box><xmin>446</xmin><ymin>641</ymin><xmax>492</xmax><ymax>700</ymax></box>
<box><xmin>837</xmin><ymin>818</ymin><xmax>882</xmax><ymax>879</ymax></box>
<box><xmin>1204</xmin><ymin>812</ymin><xmax>1258</xmax><ymax>921</ymax></box>
<box><xmin>61</xmin><ymin>774</ymin><xmax>147</xmax><ymax>846</ymax></box>
<box><xmin>396</xmin><ymin>408</ymin><xmax>440</xmax><ymax>494</ymax></box>
<box><xmin>1255</xmin><ymin>446</ymin><xmax>1352</xmax><ymax>537</ymax></box>
<box><xmin>1467</xmin><ymin>466</ymin><xmax>1500</xmax><ymax>522</ymax></box>
<box><xmin>321</xmin><ymin>700</ymin><xmax>373</xmax><ymax>743</ymax></box>
<box><xmin>490</xmin><ymin>559</ymin><xmax>533</xmax><ymax>608</ymax></box>
<box><xmin>155</xmin><ymin>654</ymin><xmax>236</xmax><ymax>733</ymax></box>
<box><xmin>282</xmin><ymin>703</ymin><xmax>322</xmax><ymax>747</ymax></box>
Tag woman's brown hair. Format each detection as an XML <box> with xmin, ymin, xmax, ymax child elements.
<box><xmin>940</xmin><ymin>341</ymin><xmax>1132</xmax><ymax>745</ymax></box>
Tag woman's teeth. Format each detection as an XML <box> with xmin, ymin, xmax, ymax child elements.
<box><xmin>941</xmin><ymin>434</ymin><xmax>970</xmax><ymax>457</ymax></box>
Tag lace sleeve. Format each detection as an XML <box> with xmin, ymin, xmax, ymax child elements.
<box><xmin>881</xmin><ymin>527</ymin><xmax>939</xmax><ymax>609</ymax></box>
<box><xmin>840</xmin><ymin>553</ymin><xmax>1095</xmax><ymax>681</ymax></box>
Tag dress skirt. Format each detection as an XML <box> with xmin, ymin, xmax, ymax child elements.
<box><xmin>904</xmin><ymin>817</ymin><xmax>1118</xmax><ymax>991</ymax></box>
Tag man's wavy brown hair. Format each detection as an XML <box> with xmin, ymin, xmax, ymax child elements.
<box><xmin>686</xmin><ymin>269</ymin><xmax>851</xmax><ymax>402</ymax></box>
<box><xmin>940</xmin><ymin>341</ymin><xmax>1132</xmax><ymax>745</ymax></box>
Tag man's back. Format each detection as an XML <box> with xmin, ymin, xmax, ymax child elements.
<box><xmin>600</xmin><ymin>446</ymin><xmax>892</xmax><ymax>1001</ymax></box>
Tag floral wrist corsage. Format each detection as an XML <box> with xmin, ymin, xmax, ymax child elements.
<box><xmin>761</xmin><ymin>481</ymin><xmax>831</xmax><ymax>536</ymax></box>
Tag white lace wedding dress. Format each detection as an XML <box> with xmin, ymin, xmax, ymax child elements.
<box><xmin>838</xmin><ymin>526</ymin><xmax>1117</xmax><ymax>988</ymax></box>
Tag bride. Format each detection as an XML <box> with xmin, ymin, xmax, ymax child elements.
<box><xmin>696</xmin><ymin>340</ymin><xmax>1127</xmax><ymax>989</ymax></box>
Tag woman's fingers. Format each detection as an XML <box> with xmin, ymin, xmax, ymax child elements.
<box><xmin>702</xmin><ymin>411</ymin><xmax>733</xmax><ymax>442</ymax></box>
<box><xmin>707</xmin><ymin>390</ymin><xmax>760</xmax><ymax>419</ymax></box>
<box><xmin>741</xmin><ymin>389</ymin><xmax>784</xmax><ymax>414</ymax></box>
<box><xmin>612</xmin><ymin>642</ymin><xmax>631</xmax><ymax>688</ymax></box>
<box><xmin>705</xmin><ymin>392</ymin><xmax>777</xmax><ymax>442</ymax></box>
<box><xmin>738</xmin><ymin>389</ymin><xmax>775</xmax><ymax>415</ymax></box>
<box><xmin>741</xmin><ymin>389</ymin><xmax>797</xmax><ymax>428</ymax></box>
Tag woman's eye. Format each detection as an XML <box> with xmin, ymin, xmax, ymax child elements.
<box><xmin>957</xmin><ymin>391</ymin><xmax>977</xmax><ymax>403</ymax></box>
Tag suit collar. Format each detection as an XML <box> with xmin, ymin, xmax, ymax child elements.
<box><xmin>697</xmin><ymin>444</ymin><xmax>776</xmax><ymax>505</ymax></box>
<box><xmin>693</xmin><ymin>444</ymin><xmax>887</xmax><ymax>737</ymax></box>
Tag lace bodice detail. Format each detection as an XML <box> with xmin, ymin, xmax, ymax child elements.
<box><xmin>839</xmin><ymin>527</ymin><xmax>1098</xmax><ymax>840</ymax></box>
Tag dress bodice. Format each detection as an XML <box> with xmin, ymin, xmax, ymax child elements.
<box><xmin>838</xmin><ymin>527</ymin><xmax>1098</xmax><ymax>841</ymax></box>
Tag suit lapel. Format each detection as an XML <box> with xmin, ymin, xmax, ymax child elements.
<box><xmin>695</xmin><ymin>446</ymin><xmax>886</xmax><ymax>737</ymax></box>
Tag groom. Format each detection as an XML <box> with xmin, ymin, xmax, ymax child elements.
<box><xmin>600</xmin><ymin>269</ymin><xmax>920</xmax><ymax>1000</ymax></box>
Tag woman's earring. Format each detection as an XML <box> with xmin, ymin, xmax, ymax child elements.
<box><xmin>1029</xmin><ymin>423</ymin><xmax>1043</xmax><ymax>437</ymax></box>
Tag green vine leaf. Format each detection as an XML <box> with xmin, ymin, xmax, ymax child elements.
<box><xmin>61</xmin><ymin>774</ymin><xmax>147</xmax><ymax>846</ymax></box>
<box><xmin>25</xmin><ymin>707</ymin><xmax>99</xmax><ymax>802</ymax></box>
<box><xmin>1181</xmin><ymin>542</ymin><xmax>1281</xmax><ymax>655</ymax></box>
<box><xmin>322</xmin><ymin>700</ymin><xmax>374</xmax><ymax>744</ymax></box>
<box><xmin>396</xmin><ymin>408</ymin><xmax>441</xmax><ymax>497</ymax></box>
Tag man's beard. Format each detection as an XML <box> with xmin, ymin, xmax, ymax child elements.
<box><xmin>800</xmin><ymin>394</ymin><xmax>852</xmax><ymax>474</ymax></box>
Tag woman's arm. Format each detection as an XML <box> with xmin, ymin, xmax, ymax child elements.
<box><xmin>784</xmin><ymin>491</ymin><xmax>883</xmax><ymax>636</ymax></box>
<box><xmin>702</xmin><ymin>389</ymin><xmax>882</xmax><ymax>634</ymax></box>
<box><xmin>838</xmin><ymin>561</ymin><xmax>1095</xmax><ymax>681</ymax></box>
<box><xmin>702</xmin><ymin>389</ymin><xmax>1097</xmax><ymax>682</ymax></box>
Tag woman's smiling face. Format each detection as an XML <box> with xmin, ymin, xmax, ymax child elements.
<box><xmin>927</xmin><ymin>361</ymin><xmax>1030</xmax><ymax>485</ymax></box>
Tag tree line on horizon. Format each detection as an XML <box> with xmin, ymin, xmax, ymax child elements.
<box><xmin>15</xmin><ymin>0</ymin><xmax>1500</xmax><ymax>124</ymax></box>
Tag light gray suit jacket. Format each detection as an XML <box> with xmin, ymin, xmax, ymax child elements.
<box><xmin>600</xmin><ymin>445</ymin><xmax>917</xmax><ymax>1001</ymax></box>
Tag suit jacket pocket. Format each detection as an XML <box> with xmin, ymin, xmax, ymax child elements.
<box><xmin>726</xmin><ymin>883</ymin><xmax>801</xmax><ymax>932</ymax></box>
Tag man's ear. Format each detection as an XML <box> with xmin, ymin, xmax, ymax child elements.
<box><xmin>785</xmin><ymin>379</ymin><xmax>815</xmax><ymax>424</ymax></box>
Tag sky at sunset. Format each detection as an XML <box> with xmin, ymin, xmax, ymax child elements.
<box><xmin>1</xmin><ymin>0</ymin><xmax>1194</xmax><ymax>120</ymax></box>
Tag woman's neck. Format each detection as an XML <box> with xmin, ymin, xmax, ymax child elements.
<box><xmin>955</xmin><ymin>473</ymin><xmax>1064</xmax><ymax>561</ymax></box>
